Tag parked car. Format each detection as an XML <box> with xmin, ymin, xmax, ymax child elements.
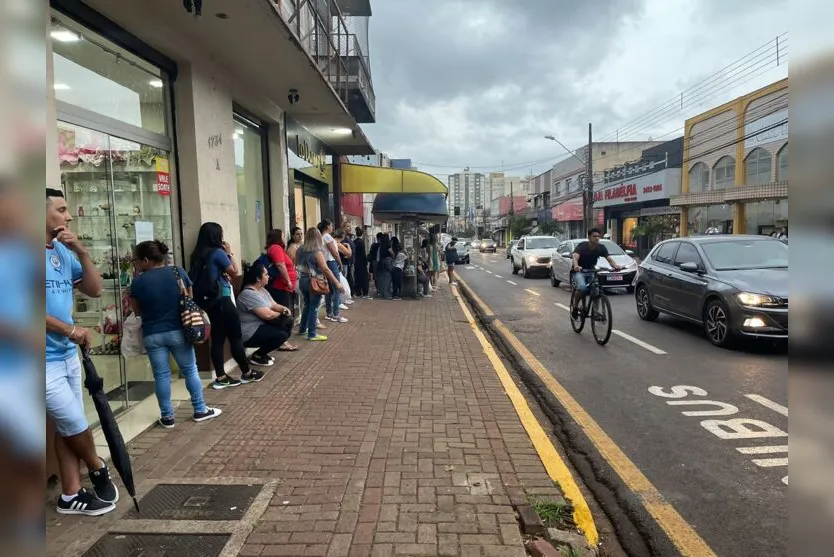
<box><xmin>633</xmin><ymin>235</ymin><xmax>788</xmax><ymax>348</ymax></box>
<box><xmin>506</xmin><ymin>240</ymin><xmax>518</xmax><ymax>259</ymax></box>
<box><xmin>550</xmin><ymin>239</ymin><xmax>638</xmax><ymax>293</ymax></box>
<box><xmin>480</xmin><ymin>238</ymin><xmax>497</xmax><ymax>253</ymax></box>
<box><xmin>510</xmin><ymin>236</ymin><xmax>559</xmax><ymax>278</ymax></box>
<box><xmin>470</xmin><ymin>239</ymin><xmax>482</xmax><ymax>251</ymax></box>
<box><xmin>455</xmin><ymin>241</ymin><xmax>471</xmax><ymax>264</ymax></box>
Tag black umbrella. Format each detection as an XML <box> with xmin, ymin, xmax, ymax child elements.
<box><xmin>81</xmin><ymin>345</ymin><xmax>140</xmax><ymax>512</ymax></box>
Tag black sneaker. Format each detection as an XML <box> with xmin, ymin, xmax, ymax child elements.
<box><xmin>212</xmin><ymin>375</ymin><xmax>242</xmax><ymax>390</ymax></box>
<box><xmin>240</xmin><ymin>370</ymin><xmax>265</xmax><ymax>383</ymax></box>
<box><xmin>194</xmin><ymin>407</ymin><xmax>223</xmax><ymax>422</ymax></box>
<box><xmin>248</xmin><ymin>354</ymin><xmax>274</xmax><ymax>367</ymax></box>
<box><xmin>56</xmin><ymin>488</ymin><xmax>115</xmax><ymax>516</ymax></box>
<box><xmin>158</xmin><ymin>416</ymin><xmax>175</xmax><ymax>429</ymax></box>
<box><xmin>89</xmin><ymin>463</ymin><xmax>119</xmax><ymax>504</ymax></box>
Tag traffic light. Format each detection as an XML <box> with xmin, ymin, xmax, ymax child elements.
<box><xmin>454</xmin><ymin>206</ymin><xmax>461</xmax><ymax>216</ymax></box>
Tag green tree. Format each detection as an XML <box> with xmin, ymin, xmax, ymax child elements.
<box><xmin>508</xmin><ymin>215</ymin><xmax>533</xmax><ymax>239</ymax></box>
<box><xmin>538</xmin><ymin>219</ymin><xmax>563</xmax><ymax>236</ymax></box>
<box><xmin>631</xmin><ymin>216</ymin><xmax>677</xmax><ymax>247</ymax></box>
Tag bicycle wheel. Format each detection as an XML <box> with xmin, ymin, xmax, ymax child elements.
<box><xmin>591</xmin><ymin>294</ymin><xmax>613</xmax><ymax>345</ymax></box>
<box><xmin>569</xmin><ymin>292</ymin><xmax>585</xmax><ymax>333</ymax></box>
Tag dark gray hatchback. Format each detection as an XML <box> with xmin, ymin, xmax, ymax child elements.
<box><xmin>633</xmin><ymin>235</ymin><xmax>788</xmax><ymax>347</ymax></box>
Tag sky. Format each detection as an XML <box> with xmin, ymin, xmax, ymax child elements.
<box><xmin>362</xmin><ymin>0</ymin><xmax>802</xmax><ymax>182</ymax></box>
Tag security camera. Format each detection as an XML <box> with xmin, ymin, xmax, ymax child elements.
<box><xmin>288</xmin><ymin>89</ymin><xmax>299</xmax><ymax>105</ymax></box>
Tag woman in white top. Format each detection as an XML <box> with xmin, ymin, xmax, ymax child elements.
<box><xmin>391</xmin><ymin>245</ymin><xmax>408</xmax><ymax>300</ymax></box>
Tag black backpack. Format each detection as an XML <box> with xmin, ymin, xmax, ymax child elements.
<box><xmin>190</xmin><ymin>255</ymin><xmax>221</xmax><ymax>310</ymax></box>
<box><xmin>255</xmin><ymin>252</ymin><xmax>281</xmax><ymax>281</ymax></box>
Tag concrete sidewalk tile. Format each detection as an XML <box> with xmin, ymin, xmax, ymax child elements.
<box><xmin>45</xmin><ymin>288</ymin><xmax>570</xmax><ymax>557</ymax></box>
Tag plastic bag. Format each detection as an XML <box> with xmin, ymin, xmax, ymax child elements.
<box><xmin>340</xmin><ymin>273</ymin><xmax>352</xmax><ymax>301</ymax></box>
<box><xmin>120</xmin><ymin>314</ymin><xmax>145</xmax><ymax>357</ymax></box>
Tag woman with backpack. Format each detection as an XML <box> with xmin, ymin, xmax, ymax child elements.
<box><xmin>189</xmin><ymin>222</ymin><xmax>264</xmax><ymax>389</ymax></box>
<box><xmin>129</xmin><ymin>240</ymin><xmax>221</xmax><ymax>428</ymax></box>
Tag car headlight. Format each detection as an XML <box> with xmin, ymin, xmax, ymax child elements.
<box><xmin>736</xmin><ymin>292</ymin><xmax>780</xmax><ymax>307</ymax></box>
<box><xmin>526</xmin><ymin>255</ymin><xmax>538</xmax><ymax>263</ymax></box>
<box><xmin>624</xmin><ymin>261</ymin><xmax>638</xmax><ymax>270</ymax></box>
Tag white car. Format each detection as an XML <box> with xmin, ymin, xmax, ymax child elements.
<box><xmin>510</xmin><ymin>235</ymin><xmax>560</xmax><ymax>278</ymax></box>
<box><xmin>550</xmin><ymin>238</ymin><xmax>639</xmax><ymax>293</ymax></box>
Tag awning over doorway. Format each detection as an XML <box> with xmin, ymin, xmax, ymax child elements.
<box><xmin>372</xmin><ymin>193</ymin><xmax>448</xmax><ymax>223</ymax></box>
<box><xmin>295</xmin><ymin>163</ymin><xmax>448</xmax><ymax>194</ymax></box>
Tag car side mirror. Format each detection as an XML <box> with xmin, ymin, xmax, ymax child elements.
<box><xmin>679</xmin><ymin>262</ymin><xmax>699</xmax><ymax>273</ymax></box>
<box><xmin>625</xmin><ymin>249</ymin><xmax>635</xmax><ymax>256</ymax></box>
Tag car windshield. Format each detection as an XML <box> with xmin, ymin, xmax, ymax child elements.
<box><xmin>600</xmin><ymin>240</ymin><xmax>626</xmax><ymax>255</ymax></box>
<box><xmin>525</xmin><ymin>238</ymin><xmax>558</xmax><ymax>249</ymax></box>
<box><xmin>700</xmin><ymin>239</ymin><xmax>788</xmax><ymax>270</ymax></box>
<box><xmin>483</xmin><ymin>239</ymin><xmax>495</xmax><ymax>245</ymax></box>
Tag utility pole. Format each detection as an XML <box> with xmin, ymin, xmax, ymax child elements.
<box><xmin>584</xmin><ymin>122</ymin><xmax>593</xmax><ymax>236</ymax></box>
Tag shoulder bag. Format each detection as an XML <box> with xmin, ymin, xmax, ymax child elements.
<box><xmin>174</xmin><ymin>267</ymin><xmax>209</xmax><ymax>344</ymax></box>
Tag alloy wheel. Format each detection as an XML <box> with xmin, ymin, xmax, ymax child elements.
<box><xmin>706</xmin><ymin>303</ymin><xmax>728</xmax><ymax>344</ymax></box>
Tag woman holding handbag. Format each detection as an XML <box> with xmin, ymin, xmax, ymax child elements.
<box><xmin>295</xmin><ymin>228</ymin><xmax>343</xmax><ymax>342</ymax></box>
<box><xmin>129</xmin><ymin>240</ymin><xmax>221</xmax><ymax>428</ymax></box>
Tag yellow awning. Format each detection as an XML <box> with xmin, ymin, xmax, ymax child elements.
<box><xmin>293</xmin><ymin>163</ymin><xmax>448</xmax><ymax>195</ymax></box>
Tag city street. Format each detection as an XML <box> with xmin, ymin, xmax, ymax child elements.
<box><xmin>457</xmin><ymin>251</ymin><xmax>788</xmax><ymax>557</ymax></box>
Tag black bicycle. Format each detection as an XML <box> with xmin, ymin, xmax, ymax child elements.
<box><xmin>569</xmin><ymin>269</ymin><xmax>613</xmax><ymax>345</ymax></box>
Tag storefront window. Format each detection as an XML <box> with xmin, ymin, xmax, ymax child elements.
<box><xmin>688</xmin><ymin>162</ymin><xmax>709</xmax><ymax>193</ymax></box>
<box><xmin>688</xmin><ymin>204</ymin><xmax>734</xmax><ymax>235</ymax></box>
<box><xmin>745</xmin><ymin>199</ymin><xmax>788</xmax><ymax>236</ymax></box>
<box><xmin>59</xmin><ymin>121</ymin><xmax>174</xmax><ymax>424</ymax></box>
<box><xmin>51</xmin><ymin>13</ymin><xmax>167</xmax><ymax>135</ymax></box>
<box><xmin>713</xmin><ymin>156</ymin><xmax>735</xmax><ymax>190</ymax></box>
<box><xmin>234</xmin><ymin>116</ymin><xmax>268</xmax><ymax>262</ymax></box>
<box><xmin>777</xmin><ymin>144</ymin><xmax>788</xmax><ymax>182</ymax></box>
<box><xmin>622</xmin><ymin>217</ymin><xmax>638</xmax><ymax>247</ymax></box>
<box><xmin>745</xmin><ymin>148</ymin><xmax>773</xmax><ymax>185</ymax></box>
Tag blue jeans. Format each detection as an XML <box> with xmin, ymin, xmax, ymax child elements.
<box><xmin>325</xmin><ymin>260</ymin><xmax>342</xmax><ymax>316</ymax></box>
<box><xmin>143</xmin><ymin>330</ymin><xmax>207</xmax><ymax>418</ymax></box>
<box><xmin>572</xmin><ymin>270</ymin><xmax>596</xmax><ymax>295</ymax></box>
<box><xmin>299</xmin><ymin>276</ymin><xmax>323</xmax><ymax>338</ymax></box>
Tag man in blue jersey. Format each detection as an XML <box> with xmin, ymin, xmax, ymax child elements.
<box><xmin>46</xmin><ymin>188</ymin><xmax>117</xmax><ymax>516</ymax></box>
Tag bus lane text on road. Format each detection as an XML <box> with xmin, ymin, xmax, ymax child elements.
<box><xmin>648</xmin><ymin>385</ymin><xmax>788</xmax><ymax>485</ymax></box>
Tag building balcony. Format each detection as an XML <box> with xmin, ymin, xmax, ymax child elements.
<box><xmin>277</xmin><ymin>0</ymin><xmax>376</xmax><ymax>123</ymax></box>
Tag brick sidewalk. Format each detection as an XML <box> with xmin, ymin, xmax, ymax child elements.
<box><xmin>47</xmin><ymin>286</ymin><xmax>563</xmax><ymax>557</ymax></box>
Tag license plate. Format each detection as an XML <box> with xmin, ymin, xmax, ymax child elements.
<box><xmin>607</xmin><ymin>274</ymin><xmax>623</xmax><ymax>281</ymax></box>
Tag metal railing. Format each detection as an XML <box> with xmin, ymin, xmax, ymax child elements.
<box><xmin>274</xmin><ymin>0</ymin><xmax>374</xmax><ymax>115</ymax></box>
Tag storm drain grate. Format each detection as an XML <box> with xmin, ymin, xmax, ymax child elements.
<box><xmin>81</xmin><ymin>533</ymin><xmax>229</xmax><ymax>557</ymax></box>
<box><xmin>124</xmin><ymin>483</ymin><xmax>261</xmax><ymax>521</ymax></box>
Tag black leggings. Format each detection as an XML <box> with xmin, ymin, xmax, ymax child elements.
<box><xmin>266</xmin><ymin>285</ymin><xmax>293</xmax><ymax>309</ymax></box>
<box><xmin>207</xmin><ymin>297</ymin><xmax>250</xmax><ymax>377</ymax></box>
<box><xmin>244</xmin><ymin>317</ymin><xmax>292</xmax><ymax>358</ymax></box>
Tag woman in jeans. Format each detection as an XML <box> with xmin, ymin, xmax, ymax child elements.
<box><xmin>189</xmin><ymin>222</ymin><xmax>264</xmax><ymax>388</ymax></box>
<box><xmin>237</xmin><ymin>262</ymin><xmax>296</xmax><ymax>366</ymax></box>
<box><xmin>130</xmin><ymin>240</ymin><xmax>221</xmax><ymax>428</ymax></box>
<box><xmin>285</xmin><ymin>227</ymin><xmax>304</xmax><ymax>318</ymax></box>
<box><xmin>296</xmin><ymin>228</ymin><xmax>342</xmax><ymax>341</ymax></box>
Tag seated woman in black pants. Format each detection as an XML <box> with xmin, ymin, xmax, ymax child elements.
<box><xmin>237</xmin><ymin>262</ymin><xmax>298</xmax><ymax>367</ymax></box>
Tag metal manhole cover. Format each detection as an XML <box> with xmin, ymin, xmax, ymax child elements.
<box><xmin>125</xmin><ymin>484</ymin><xmax>261</xmax><ymax>521</ymax></box>
<box><xmin>81</xmin><ymin>533</ymin><xmax>229</xmax><ymax>557</ymax></box>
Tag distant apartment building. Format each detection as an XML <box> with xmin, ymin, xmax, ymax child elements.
<box><xmin>488</xmin><ymin>172</ymin><xmax>525</xmax><ymax>205</ymax></box>
<box><xmin>447</xmin><ymin>169</ymin><xmax>487</xmax><ymax>217</ymax></box>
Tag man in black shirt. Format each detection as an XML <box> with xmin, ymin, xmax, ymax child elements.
<box><xmin>571</xmin><ymin>228</ymin><xmax>622</xmax><ymax>317</ymax></box>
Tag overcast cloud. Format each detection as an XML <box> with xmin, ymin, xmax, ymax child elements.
<box><xmin>363</xmin><ymin>0</ymin><xmax>795</xmax><ymax>181</ymax></box>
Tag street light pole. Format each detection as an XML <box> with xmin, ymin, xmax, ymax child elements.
<box><xmin>585</xmin><ymin>122</ymin><xmax>593</xmax><ymax>236</ymax></box>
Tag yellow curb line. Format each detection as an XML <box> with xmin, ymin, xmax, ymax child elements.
<box><xmin>455</xmin><ymin>277</ymin><xmax>717</xmax><ymax>557</ymax></box>
<box><xmin>451</xmin><ymin>282</ymin><xmax>600</xmax><ymax>547</ymax></box>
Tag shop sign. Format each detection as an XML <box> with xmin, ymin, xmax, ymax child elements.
<box><xmin>744</xmin><ymin>108</ymin><xmax>788</xmax><ymax>149</ymax></box>
<box><xmin>640</xmin><ymin>206</ymin><xmax>680</xmax><ymax>217</ymax></box>
<box><xmin>592</xmin><ymin>168</ymin><xmax>681</xmax><ymax>208</ymax></box>
<box><xmin>155</xmin><ymin>157</ymin><xmax>171</xmax><ymax>196</ymax></box>
<box><xmin>552</xmin><ymin>197</ymin><xmax>584</xmax><ymax>222</ymax></box>
<box><xmin>287</xmin><ymin>117</ymin><xmax>328</xmax><ymax>178</ymax></box>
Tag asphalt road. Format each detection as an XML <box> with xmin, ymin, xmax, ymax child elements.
<box><xmin>457</xmin><ymin>251</ymin><xmax>788</xmax><ymax>557</ymax></box>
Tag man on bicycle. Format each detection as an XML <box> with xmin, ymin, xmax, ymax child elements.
<box><xmin>571</xmin><ymin>228</ymin><xmax>623</xmax><ymax>318</ymax></box>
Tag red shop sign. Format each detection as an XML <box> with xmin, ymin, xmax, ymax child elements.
<box><xmin>552</xmin><ymin>198</ymin><xmax>584</xmax><ymax>222</ymax></box>
<box><xmin>156</xmin><ymin>172</ymin><xmax>171</xmax><ymax>196</ymax></box>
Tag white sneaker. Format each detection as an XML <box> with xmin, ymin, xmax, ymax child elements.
<box><xmin>334</xmin><ymin>316</ymin><xmax>349</xmax><ymax>323</ymax></box>
<box><xmin>339</xmin><ymin>303</ymin><xmax>349</xmax><ymax>310</ymax></box>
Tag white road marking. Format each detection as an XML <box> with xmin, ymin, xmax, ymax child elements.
<box><xmin>507</xmin><ymin>280</ymin><xmax>518</xmax><ymax>286</ymax></box>
<box><xmin>494</xmin><ymin>275</ymin><xmax>503</xmax><ymax>279</ymax></box>
<box><xmin>466</xmin><ymin>266</ymin><xmax>475</xmax><ymax>270</ymax></box>
<box><xmin>745</xmin><ymin>394</ymin><xmax>788</xmax><ymax>417</ymax></box>
<box><xmin>485</xmin><ymin>270</ymin><xmax>493</xmax><ymax>274</ymax></box>
<box><xmin>525</xmin><ymin>289</ymin><xmax>541</xmax><ymax>297</ymax></box>
<box><xmin>751</xmin><ymin>457</ymin><xmax>788</xmax><ymax>467</ymax></box>
<box><xmin>612</xmin><ymin>330</ymin><xmax>667</xmax><ymax>355</ymax></box>
<box><xmin>555</xmin><ymin>303</ymin><xmax>571</xmax><ymax>312</ymax></box>
<box><xmin>737</xmin><ymin>445</ymin><xmax>788</xmax><ymax>454</ymax></box>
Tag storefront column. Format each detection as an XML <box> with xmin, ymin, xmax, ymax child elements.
<box><xmin>332</xmin><ymin>158</ymin><xmax>343</xmax><ymax>226</ymax></box>
<box><xmin>267</xmin><ymin>124</ymin><xmax>290</xmax><ymax>231</ymax></box>
<box><xmin>679</xmin><ymin>207</ymin><xmax>689</xmax><ymax>236</ymax></box>
<box><xmin>46</xmin><ymin>13</ymin><xmax>60</xmax><ymax>188</ymax></box>
<box><xmin>733</xmin><ymin>203</ymin><xmax>745</xmax><ymax>235</ymax></box>
<box><xmin>173</xmin><ymin>63</ymin><xmax>240</xmax><ymax>260</ymax></box>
